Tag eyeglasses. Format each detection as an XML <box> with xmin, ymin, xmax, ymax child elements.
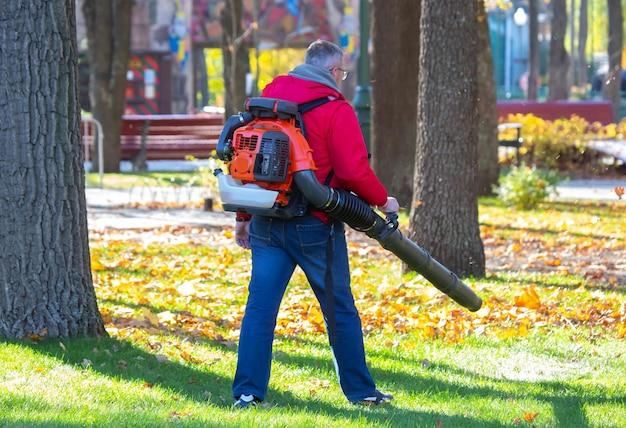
<box><xmin>330</xmin><ymin>67</ymin><xmax>350</xmax><ymax>81</ymax></box>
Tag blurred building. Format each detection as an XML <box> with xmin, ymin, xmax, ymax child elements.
<box><xmin>76</xmin><ymin>0</ymin><xmax>361</xmax><ymax>115</ymax></box>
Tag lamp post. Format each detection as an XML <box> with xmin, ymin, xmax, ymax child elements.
<box><xmin>352</xmin><ymin>0</ymin><xmax>371</xmax><ymax>153</ymax></box>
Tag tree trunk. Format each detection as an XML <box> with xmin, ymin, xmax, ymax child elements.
<box><xmin>476</xmin><ymin>0</ymin><xmax>499</xmax><ymax>196</ymax></box>
<box><xmin>0</xmin><ymin>0</ymin><xmax>106</xmax><ymax>339</ymax></box>
<box><xmin>548</xmin><ymin>0</ymin><xmax>570</xmax><ymax>100</ymax></box>
<box><xmin>528</xmin><ymin>0</ymin><xmax>540</xmax><ymax>100</ymax></box>
<box><xmin>605</xmin><ymin>0</ymin><xmax>623</xmax><ymax>123</ymax></box>
<box><xmin>371</xmin><ymin>0</ymin><xmax>420</xmax><ymax>208</ymax></box>
<box><xmin>221</xmin><ymin>0</ymin><xmax>249</xmax><ymax>117</ymax></box>
<box><xmin>409</xmin><ymin>0</ymin><xmax>485</xmax><ymax>278</ymax></box>
<box><xmin>82</xmin><ymin>0</ymin><xmax>133</xmax><ymax>173</ymax></box>
<box><xmin>578</xmin><ymin>0</ymin><xmax>588</xmax><ymax>87</ymax></box>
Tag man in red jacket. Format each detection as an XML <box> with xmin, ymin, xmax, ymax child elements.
<box><xmin>232</xmin><ymin>40</ymin><xmax>399</xmax><ymax>408</ymax></box>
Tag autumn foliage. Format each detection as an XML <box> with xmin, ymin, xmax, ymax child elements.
<box><xmin>89</xmin><ymin>199</ymin><xmax>626</xmax><ymax>351</ymax></box>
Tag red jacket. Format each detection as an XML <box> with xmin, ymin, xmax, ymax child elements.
<box><xmin>262</xmin><ymin>75</ymin><xmax>388</xmax><ymax>205</ymax></box>
<box><xmin>236</xmin><ymin>74</ymin><xmax>388</xmax><ymax>222</ymax></box>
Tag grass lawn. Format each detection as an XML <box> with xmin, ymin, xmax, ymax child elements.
<box><xmin>85</xmin><ymin>171</ymin><xmax>208</xmax><ymax>189</ymax></box>
<box><xmin>1</xmin><ymin>199</ymin><xmax>625</xmax><ymax>427</ymax></box>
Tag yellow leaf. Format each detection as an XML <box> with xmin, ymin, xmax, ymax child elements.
<box><xmin>91</xmin><ymin>259</ymin><xmax>106</xmax><ymax>271</ymax></box>
<box><xmin>180</xmin><ymin>351</ymin><xmax>199</xmax><ymax>364</ymax></box>
<box><xmin>545</xmin><ymin>258</ymin><xmax>562</xmax><ymax>267</ymax></box>
<box><xmin>508</xmin><ymin>243</ymin><xmax>522</xmax><ymax>253</ymax></box>
<box><xmin>141</xmin><ymin>308</ymin><xmax>160</xmax><ymax>326</ymax></box>
<box><xmin>514</xmin><ymin>285</ymin><xmax>541</xmax><ymax>309</ymax></box>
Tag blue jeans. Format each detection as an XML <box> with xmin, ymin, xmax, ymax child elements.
<box><xmin>232</xmin><ymin>215</ymin><xmax>377</xmax><ymax>402</ymax></box>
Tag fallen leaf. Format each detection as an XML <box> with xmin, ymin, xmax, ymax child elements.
<box><xmin>27</xmin><ymin>328</ymin><xmax>48</xmax><ymax>342</ymax></box>
<box><xmin>141</xmin><ymin>308</ymin><xmax>160</xmax><ymax>327</ymax></box>
<box><xmin>508</xmin><ymin>243</ymin><xmax>522</xmax><ymax>253</ymax></box>
<box><xmin>514</xmin><ymin>285</ymin><xmax>541</xmax><ymax>310</ymax></box>
<box><xmin>615</xmin><ymin>186</ymin><xmax>624</xmax><ymax>200</ymax></box>
<box><xmin>177</xmin><ymin>281</ymin><xmax>199</xmax><ymax>296</ymax></box>
<box><xmin>59</xmin><ymin>342</ymin><xmax>67</xmax><ymax>352</ymax></box>
<box><xmin>180</xmin><ymin>351</ymin><xmax>200</xmax><ymax>364</ymax></box>
<box><xmin>523</xmin><ymin>412</ymin><xmax>539</xmax><ymax>422</ymax></box>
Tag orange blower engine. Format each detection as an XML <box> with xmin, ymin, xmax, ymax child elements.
<box><xmin>214</xmin><ymin>97</ymin><xmax>322</xmax><ymax>218</ymax></box>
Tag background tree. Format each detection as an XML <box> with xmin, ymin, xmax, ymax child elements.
<box><xmin>0</xmin><ymin>0</ymin><xmax>106</xmax><ymax>339</ymax></box>
<box><xmin>82</xmin><ymin>0</ymin><xmax>133</xmax><ymax>173</ymax></box>
<box><xmin>528</xmin><ymin>0</ymin><xmax>540</xmax><ymax>100</ymax></box>
<box><xmin>476</xmin><ymin>0</ymin><xmax>499</xmax><ymax>196</ymax></box>
<box><xmin>221</xmin><ymin>0</ymin><xmax>249</xmax><ymax>117</ymax></box>
<box><xmin>548</xmin><ymin>0</ymin><xmax>570</xmax><ymax>100</ymax></box>
<box><xmin>371</xmin><ymin>0</ymin><xmax>420</xmax><ymax>207</ymax></box>
<box><xmin>604</xmin><ymin>0</ymin><xmax>623</xmax><ymax>123</ymax></box>
<box><xmin>577</xmin><ymin>0</ymin><xmax>589</xmax><ymax>88</ymax></box>
<box><xmin>409</xmin><ymin>0</ymin><xmax>485</xmax><ymax>277</ymax></box>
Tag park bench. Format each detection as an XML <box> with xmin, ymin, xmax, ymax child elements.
<box><xmin>81</xmin><ymin>114</ymin><xmax>225</xmax><ymax>168</ymax></box>
<box><xmin>496</xmin><ymin>100</ymin><xmax>614</xmax><ymax>125</ymax></box>
<box><xmin>119</xmin><ymin>114</ymin><xmax>224</xmax><ymax>167</ymax></box>
<box><xmin>497</xmin><ymin>122</ymin><xmax>523</xmax><ymax>164</ymax></box>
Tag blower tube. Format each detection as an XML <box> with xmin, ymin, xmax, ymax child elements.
<box><xmin>293</xmin><ymin>170</ymin><xmax>482</xmax><ymax>312</ymax></box>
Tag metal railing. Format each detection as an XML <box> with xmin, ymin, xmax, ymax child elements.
<box><xmin>81</xmin><ymin>116</ymin><xmax>104</xmax><ymax>188</ymax></box>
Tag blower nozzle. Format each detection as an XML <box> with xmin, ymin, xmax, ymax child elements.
<box><xmin>293</xmin><ymin>171</ymin><xmax>482</xmax><ymax>312</ymax></box>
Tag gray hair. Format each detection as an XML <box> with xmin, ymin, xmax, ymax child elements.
<box><xmin>304</xmin><ymin>40</ymin><xmax>343</xmax><ymax>70</ymax></box>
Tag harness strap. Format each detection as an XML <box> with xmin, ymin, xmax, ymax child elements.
<box><xmin>297</xmin><ymin>96</ymin><xmax>338</xmax><ymax>346</ymax></box>
<box><xmin>296</xmin><ymin>97</ymin><xmax>333</xmax><ymax>142</ymax></box>
<box><xmin>325</xmin><ymin>222</ymin><xmax>337</xmax><ymax>346</ymax></box>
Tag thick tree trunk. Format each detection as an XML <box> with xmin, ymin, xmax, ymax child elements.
<box><xmin>371</xmin><ymin>0</ymin><xmax>420</xmax><ymax>207</ymax></box>
<box><xmin>221</xmin><ymin>0</ymin><xmax>248</xmax><ymax>117</ymax></box>
<box><xmin>578</xmin><ymin>0</ymin><xmax>588</xmax><ymax>87</ymax></box>
<box><xmin>82</xmin><ymin>0</ymin><xmax>133</xmax><ymax>173</ymax></box>
<box><xmin>476</xmin><ymin>0</ymin><xmax>499</xmax><ymax>196</ymax></box>
<box><xmin>548</xmin><ymin>0</ymin><xmax>570</xmax><ymax>100</ymax></box>
<box><xmin>528</xmin><ymin>0</ymin><xmax>540</xmax><ymax>100</ymax></box>
<box><xmin>0</xmin><ymin>0</ymin><xmax>106</xmax><ymax>339</ymax></box>
<box><xmin>409</xmin><ymin>0</ymin><xmax>485</xmax><ymax>278</ymax></box>
<box><xmin>605</xmin><ymin>0</ymin><xmax>623</xmax><ymax>123</ymax></box>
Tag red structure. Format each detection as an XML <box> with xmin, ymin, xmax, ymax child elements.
<box><xmin>125</xmin><ymin>52</ymin><xmax>173</xmax><ymax>115</ymax></box>
<box><xmin>497</xmin><ymin>101</ymin><xmax>614</xmax><ymax>124</ymax></box>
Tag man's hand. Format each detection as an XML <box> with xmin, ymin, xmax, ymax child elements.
<box><xmin>235</xmin><ymin>220</ymin><xmax>251</xmax><ymax>249</ymax></box>
<box><xmin>378</xmin><ymin>197</ymin><xmax>399</xmax><ymax>214</ymax></box>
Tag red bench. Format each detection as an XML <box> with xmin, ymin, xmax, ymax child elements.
<box><xmin>497</xmin><ymin>100</ymin><xmax>614</xmax><ymax>125</ymax></box>
<box><xmin>120</xmin><ymin>114</ymin><xmax>224</xmax><ymax>160</ymax></box>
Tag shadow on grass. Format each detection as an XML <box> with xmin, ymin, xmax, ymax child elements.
<box><xmin>479</xmin><ymin>198</ymin><xmax>623</xmax><ymax>218</ymax></box>
<box><xmin>280</xmin><ymin>335</ymin><xmax>626</xmax><ymax>428</ymax></box>
<box><xmin>481</xmin><ymin>221</ymin><xmax>620</xmax><ymax>241</ymax></box>
<box><xmin>13</xmin><ymin>336</ymin><xmax>509</xmax><ymax>428</ymax></box>
<box><xmin>486</xmin><ymin>272</ymin><xmax>626</xmax><ymax>294</ymax></box>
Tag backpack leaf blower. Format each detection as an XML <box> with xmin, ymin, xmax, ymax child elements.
<box><xmin>214</xmin><ymin>98</ymin><xmax>482</xmax><ymax>312</ymax></box>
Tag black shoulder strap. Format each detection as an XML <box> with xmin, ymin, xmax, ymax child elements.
<box><xmin>297</xmin><ymin>97</ymin><xmax>336</xmax><ymax>186</ymax></box>
<box><xmin>298</xmin><ymin>96</ymin><xmax>333</xmax><ymax>114</ymax></box>
<box><xmin>296</xmin><ymin>97</ymin><xmax>334</xmax><ymax>137</ymax></box>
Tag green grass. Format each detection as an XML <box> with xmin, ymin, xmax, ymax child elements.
<box><xmin>1</xmin><ymin>332</ymin><xmax>625</xmax><ymax>427</ymax></box>
<box><xmin>2</xmin><ymin>199</ymin><xmax>625</xmax><ymax>426</ymax></box>
<box><xmin>85</xmin><ymin>171</ymin><xmax>207</xmax><ymax>189</ymax></box>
